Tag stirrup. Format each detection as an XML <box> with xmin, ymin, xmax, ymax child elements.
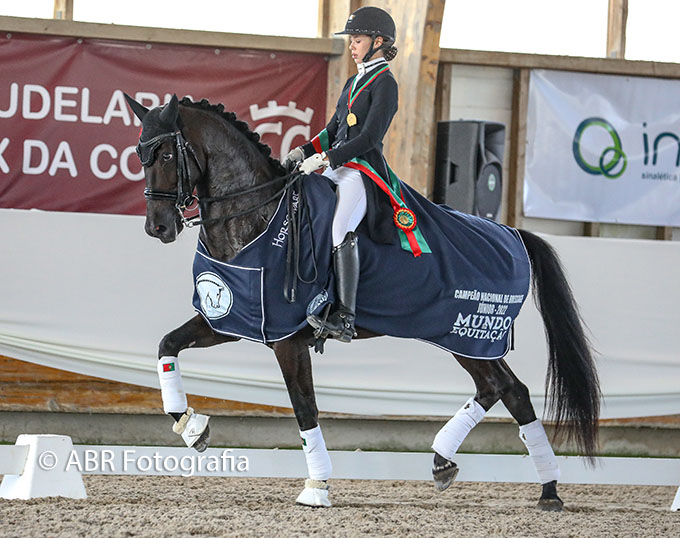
<box><xmin>308</xmin><ymin>304</ymin><xmax>332</xmax><ymax>340</ymax></box>
<box><xmin>307</xmin><ymin>310</ymin><xmax>356</xmax><ymax>343</ymax></box>
<box><xmin>333</xmin><ymin>312</ymin><xmax>357</xmax><ymax>343</ymax></box>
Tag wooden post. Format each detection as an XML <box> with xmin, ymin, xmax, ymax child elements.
<box><xmin>434</xmin><ymin>63</ymin><xmax>452</xmax><ymax>124</ymax></box>
<box><xmin>53</xmin><ymin>0</ymin><xmax>74</xmax><ymax>21</ymax></box>
<box><xmin>318</xmin><ymin>0</ymin><xmax>330</xmax><ymax>37</ymax></box>
<box><xmin>608</xmin><ymin>1</ymin><xmax>669</xmax><ymax>240</ymax></box>
<box><xmin>584</xmin><ymin>0</ymin><xmax>629</xmax><ymax>236</ymax></box>
<box><xmin>584</xmin><ymin>222</ymin><xmax>601</xmax><ymax>237</ymax></box>
<box><xmin>320</xmin><ymin>0</ymin><xmax>361</xmax><ymax>120</ymax></box>
<box><xmin>607</xmin><ymin>0</ymin><xmax>628</xmax><ymax>59</ymax></box>
<box><xmin>319</xmin><ymin>1</ymin><xmax>446</xmax><ymax>197</ymax></box>
<box><xmin>655</xmin><ymin>226</ymin><xmax>672</xmax><ymax>241</ymax></box>
<box><xmin>380</xmin><ymin>0</ymin><xmax>446</xmax><ymax>197</ymax></box>
<box><xmin>507</xmin><ymin>68</ymin><xmax>529</xmax><ymax>229</ymax></box>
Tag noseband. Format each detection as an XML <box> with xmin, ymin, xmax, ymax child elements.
<box><xmin>138</xmin><ymin>128</ymin><xmax>299</xmax><ymax>228</ymax></box>
<box><xmin>138</xmin><ymin>130</ymin><xmax>202</xmax><ymax>222</ymax></box>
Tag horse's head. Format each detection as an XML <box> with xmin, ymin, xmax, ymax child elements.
<box><xmin>125</xmin><ymin>93</ymin><xmax>201</xmax><ymax>243</ymax></box>
<box><xmin>125</xmin><ymin>94</ymin><xmax>290</xmax><ymax>260</ymax></box>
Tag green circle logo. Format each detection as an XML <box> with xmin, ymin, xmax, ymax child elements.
<box><xmin>572</xmin><ymin>117</ymin><xmax>627</xmax><ymax>179</ymax></box>
<box><xmin>488</xmin><ymin>172</ymin><xmax>497</xmax><ymax>191</ymax></box>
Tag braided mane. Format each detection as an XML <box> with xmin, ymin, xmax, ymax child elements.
<box><xmin>179</xmin><ymin>96</ymin><xmax>287</xmax><ymax>176</ymax></box>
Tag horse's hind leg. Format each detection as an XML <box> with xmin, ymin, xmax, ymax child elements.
<box><xmin>431</xmin><ymin>356</ymin><xmax>504</xmax><ymax>491</ymax></box>
<box><xmin>272</xmin><ymin>333</ymin><xmax>332</xmax><ymax>507</ymax></box>
<box><xmin>157</xmin><ymin>314</ymin><xmax>237</xmax><ymax>452</ymax></box>
<box><xmin>433</xmin><ymin>355</ymin><xmax>562</xmax><ymax>510</ymax></box>
<box><xmin>496</xmin><ymin>359</ymin><xmax>563</xmax><ymax>511</ymax></box>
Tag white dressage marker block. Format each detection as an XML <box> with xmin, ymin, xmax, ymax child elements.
<box><xmin>0</xmin><ymin>434</ymin><xmax>87</xmax><ymax>500</ymax></box>
<box><xmin>672</xmin><ymin>487</ymin><xmax>680</xmax><ymax>512</ymax></box>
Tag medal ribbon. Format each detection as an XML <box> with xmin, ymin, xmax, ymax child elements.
<box><xmin>347</xmin><ymin>65</ymin><xmax>390</xmax><ymax>113</ymax></box>
<box><xmin>345</xmin><ymin>158</ymin><xmax>431</xmax><ymax>257</ymax></box>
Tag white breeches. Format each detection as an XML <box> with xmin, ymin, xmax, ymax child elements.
<box><xmin>322</xmin><ymin>165</ymin><xmax>367</xmax><ymax>247</ymax></box>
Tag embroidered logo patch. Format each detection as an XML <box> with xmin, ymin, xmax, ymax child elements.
<box><xmin>196</xmin><ymin>272</ymin><xmax>233</xmax><ymax>319</ymax></box>
<box><xmin>162</xmin><ymin>362</ymin><xmax>175</xmax><ymax>372</ymax></box>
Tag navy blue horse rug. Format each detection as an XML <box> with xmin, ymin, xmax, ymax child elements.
<box><xmin>192</xmin><ymin>173</ymin><xmax>531</xmax><ymax>360</ymax></box>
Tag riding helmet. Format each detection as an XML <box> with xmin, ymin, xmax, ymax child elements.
<box><xmin>335</xmin><ymin>6</ymin><xmax>396</xmax><ymax>43</ymax></box>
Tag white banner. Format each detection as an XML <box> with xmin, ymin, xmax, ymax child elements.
<box><xmin>524</xmin><ymin>69</ymin><xmax>680</xmax><ymax>226</ymax></box>
<box><xmin>2</xmin><ymin>209</ymin><xmax>680</xmax><ymax>419</ymax></box>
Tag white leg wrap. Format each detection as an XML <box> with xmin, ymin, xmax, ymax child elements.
<box><xmin>300</xmin><ymin>425</ymin><xmax>332</xmax><ymax>481</ymax></box>
<box><xmin>432</xmin><ymin>397</ymin><xmax>486</xmax><ymax>461</ymax></box>
<box><xmin>157</xmin><ymin>356</ymin><xmax>188</xmax><ymax>414</ymax></box>
<box><xmin>519</xmin><ymin>419</ymin><xmax>561</xmax><ymax>484</ymax></box>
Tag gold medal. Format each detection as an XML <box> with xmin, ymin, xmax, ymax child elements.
<box><xmin>347</xmin><ymin>112</ymin><xmax>357</xmax><ymax>127</ymax></box>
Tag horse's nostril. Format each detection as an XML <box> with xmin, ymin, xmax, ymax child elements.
<box><xmin>155</xmin><ymin>224</ymin><xmax>167</xmax><ymax>234</ymax></box>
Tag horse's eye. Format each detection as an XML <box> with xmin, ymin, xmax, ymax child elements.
<box><xmin>162</xmin><ymin>152</ymin><xmax>173</xmax><ymax>162</ymax></box>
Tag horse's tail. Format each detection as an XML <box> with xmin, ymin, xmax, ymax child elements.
<box><xmin>517</xmin><ymin>229</ymin><xmax>601</xmax><ymax>460</ymax></box>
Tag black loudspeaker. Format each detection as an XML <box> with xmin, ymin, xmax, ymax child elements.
<box><xmin>433</xmin><ymin>120</ymin><xmax>505</xmax><ymax>221</ymax></box>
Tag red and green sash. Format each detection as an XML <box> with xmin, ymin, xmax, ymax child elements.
<box><xmin>311</xmin><ymin>129</ymin><xmax>330</xmax><ymax>154</ymax></box>
<box><xmin>345</xmin><ymin>158</ymin><xmax>431</xmax><ymax>257</ymax></box>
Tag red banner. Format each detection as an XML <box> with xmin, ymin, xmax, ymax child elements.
<box><xmin>0</xmin><ymin>33</ymin><xmax>328</xmax><ymax>215</ymax></box>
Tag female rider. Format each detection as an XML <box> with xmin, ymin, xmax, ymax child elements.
<box><xmin>283</xmin><ymin>6</ymin><xmax>400</xmax><ymax>344</ymax></box>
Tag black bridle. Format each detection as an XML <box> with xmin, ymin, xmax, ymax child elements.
<box><xmin>137</xmin><ymin>126</ymin><xmax>314</xmax><ymax>302</ymax></box>
<box><xmin>137</xmin><ymin>128</ymin><xmax>300</xmax><ymax>228</ymax></box>
<box><xmin>138</xmin><ymin>130</ymin><xmax>201</xmax><ymax>216</ymax></box>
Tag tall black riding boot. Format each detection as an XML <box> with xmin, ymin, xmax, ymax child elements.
<box><xmin>307</xmin><ymin>232</ymin><xmax>359</xmax><ymax>343</ymax></box>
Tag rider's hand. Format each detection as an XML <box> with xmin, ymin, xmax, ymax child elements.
<box><xmin>300</xmin><ymin>152</ymin><xmax>329</xmax><ymax>175</ymax></box>
<box><xmin>281</xmin><ymin>146</ymin><xmax>304</xmax><ymax>171</ymax></box>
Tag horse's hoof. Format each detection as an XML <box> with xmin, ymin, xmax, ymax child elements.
<box><xmin>536</xmin><ymin>497</ymin><xmax>564</xmax><ymax>512</ymax></box>
<box><xmin>295</xmin><ymin>479</ymin><xmax>331</xmax><ymax>507</ymax></box>
<box><xmin>432</xmin><ymin>455</ymin><xmax>459</xmax><ymax>492</ymax></box>
<box><xmin>173</xmin><ymin>408</ymin><xmax>211</xmax><ymax>451</ymax></box>
<box><xmin>192</xmin><ymin>424</ymin><xmax>210</xmax><ymax>453</ymax></box>
<box><xmin>537</xmin><ymin>480</ymin><xmax>563</xmax><ymax>511</ymax></box>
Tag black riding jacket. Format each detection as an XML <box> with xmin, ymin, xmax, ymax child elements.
<box><xmin>302</xmin><ymin>60</ymin><xmax>398</xmax><ymax>244</ymax></box>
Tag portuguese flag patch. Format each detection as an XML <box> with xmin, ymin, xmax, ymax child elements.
<box><xmin>163</xmin><ymin>362</ymin><xmax>176</xmax><ymax>372</ymax></box>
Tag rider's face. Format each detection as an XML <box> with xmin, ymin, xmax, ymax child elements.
<box><xmin>349</xmin><ymin>34</ymin><xmax>383</xmax><ymax>64</ymax></box>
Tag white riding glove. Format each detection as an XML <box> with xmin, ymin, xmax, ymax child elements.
<box><xmin>281</xmin><ymin>146</ymin><xmax>304</xmax><ymax>170</ymax></box>
<box><xmin>300</xmin><ymin>152</ymin><xmax>329</xmax><ymax>175</ymax></box>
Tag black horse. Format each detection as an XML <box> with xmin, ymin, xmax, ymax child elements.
<box><xmin>125</xmin><ymin>94</ymin><xmax>600</xmax><ymax>510</ymax></box>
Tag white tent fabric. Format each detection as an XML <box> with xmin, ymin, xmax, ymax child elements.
<box><xmin>1</xmin><ymin>208</ymin><xmax>679</xmax><ymax>419</ymax></box>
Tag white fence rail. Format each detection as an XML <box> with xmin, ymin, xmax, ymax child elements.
<box><xmin>1</xmin><ymin>437</ymin><xmax>679</xmax><ymax>509</ymax></box>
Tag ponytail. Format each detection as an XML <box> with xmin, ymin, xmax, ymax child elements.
<box><xmin>383</xmin><ymin>45</ymin><xmax>398</xmax><ymax>61</ymax></box>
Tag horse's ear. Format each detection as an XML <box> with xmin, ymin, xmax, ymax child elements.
<box><xmin>123</xmin><ymin>93</ymin><xmax>149</xmax><ymax>121</ymax></box>
<box><xmin>159</xmin><ymin>94</ymin><xmax>180</xmax><ymax>127</ymax></box>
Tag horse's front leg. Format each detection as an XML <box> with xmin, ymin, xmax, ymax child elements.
<box><xmin>271</xmin><ymin>332</ymin><xmax>332</xmax><ymax>508</ymax></box>
<box><xmin>157</xmin><ymin>314</ymin><xmax>237</xmax><ymax>452</ymax></box>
